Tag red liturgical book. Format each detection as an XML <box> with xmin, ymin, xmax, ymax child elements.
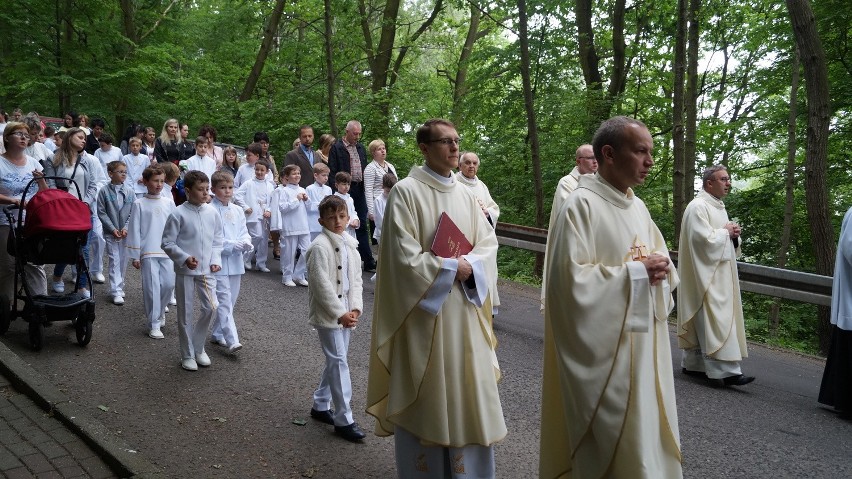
<box><xmin>431</xmin><ymin>212</ymin><xmax>473</xmax><ymax>258</ymax></box>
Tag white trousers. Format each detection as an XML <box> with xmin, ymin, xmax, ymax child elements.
<box><xmin>279</xmin><ymin>234</ymin><xmax>309</xmax><ymax>281</ymax></box>
<box><xmin>0</xmin><ymin>225</ymin><xmax>47</xmax><ymax>303</ymax></box>
<box><xmin>141</xmin><ymin>257</ymin><xmax>175</xmax><ymax>330</ymax></box>
<box><xmin>88</xmin><ymin>216</ymin><xmax>105</xmax><ymax>273</ymax></box>
<box><xmin>681</xmin><ymin>307</ymin><xmax>743</xmax><ymax>379</ymax></box>
<box><xmin>394</xmin><ymin>426</ymin><xmax>495</xmax><ymax>479</ymax></box>
<box><xmin>247</xmin><ymin>220</ymin><xmax>270</xmax><ymax>268</ymax></box>
<box><xmin>175</xmin><ymin>273</ymin><xmax>217</xmax><ymax>360</ymax></box>
<box><xmin>313</xmin><ymin>327</ymin><xmax>354</xmax><ymax>426</ymax></box>
<box><xmin>212</xmin><ymin>274</ymin><xmax>242</xmax><ymax>347</ymax></box>
<box><xmin>105</xmin><ymin>237</ymin><xmax>128</xmax><ymax>297</ymax></box>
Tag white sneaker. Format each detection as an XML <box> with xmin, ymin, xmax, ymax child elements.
<box><xmin>196</xmin><ymin>351</ymin><xmax>211</xmax><ymax>367</ymax></box>
<box><xmin>295</xmin><ymin>278</ymin><xmax>309</xmax><ymax>287</ymax></box>
<box><xmin>256</xmin><ymin>266</ymin><xmax>270</xmax><ymax>273</ymax></box>
<box><xmin>164</xmin><ymin>306</ymin><xmax>170</xmax><ymax>313</ymax></box>
<box><xmin>149</xmin><ymin>328</ymin><xmax>164</xmax><ymax>339</ymax></box>
<box><xmin>78</xmin><ymin>289</ymin><xmax>91</xmax><ymax>299</ymax></box>
<box><xmin>112</xmin><ymin>296</ymin><xmax>125</xmax><ymax>305</ymax></box>
<box><xmin>52</xmin><ymin>281</ymin><xmax>65</xmax><ymax>294</ymax></box>
<box><xmin>169</xmin><ymin>297</ymin><xmax>177</xmax><ymax>306</ymax></box>
<box><xmin>181</xmin><ymin>358</ymin><xmax>198</xmax><ymax>371</ymax></box>
<box><xmin>228</xmin><ymin>343</ymin><xmax>243</xmax><ymax>355</ymax></box>
<box><xmin>92</xmin><ymin>272</ymin><xmax>106</xmax><ymax>284</ymax></box>
<box><xmin>283</xmin><ymin>280</ymin><xmax>296</xmax><ymax>287</ymax></box>
<box><xmin>211</xmin><ymin>337</ymin><xmax>228</xmax><ymax>347</ymax></box>
<box><xmin>244</xmin><ymin>261</ymin><xmax>253</xmax><ymax>270</ymax></box>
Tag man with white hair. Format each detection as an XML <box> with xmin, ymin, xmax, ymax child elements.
<box><xmin>328</xmin><ymin>120</ymin><xmax>376</xmax><ymax>271</ymax></box>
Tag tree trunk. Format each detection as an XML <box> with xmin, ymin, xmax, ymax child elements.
<box><xmin>672</xmin><ymin>0</ymin><xmax>687</xmax><ymax>246</ymax></box>
<box><xmin>517</xmin><ymin>0</ymin><xmax>545</xmax><ymax>274</ymax></box>
<box><xmin>450</xmin><ymin>4</ymin><xmax>481</xmax><ymax>126</ymax></box>
<box><xmin>785</xmin><ymin>0</ymin><xmax>834</xmax><ymax>354</ymax></box>
<box><xmin>239</xmin><ymin>0</ymin><xmax>287</xmax><ymax>102</ymax></box>
<box><xmin>684</xmin><ymin>0</ymin><xmax>700</xmax><ymax>197</ymax></box>
<box><xmin>323</xmin><ymin>0</ymin><xmax>338</xmax><ymax>136</ymax></box>
<box><xmin>769</xmin><ymin>47</ymin><xmax>801</xmax><ymax>337</ymax></box>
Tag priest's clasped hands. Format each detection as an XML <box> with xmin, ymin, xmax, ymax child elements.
<box><xmin>725</xmin><ymin>221</ymin><xmax>742</xmax><ymax>239</ymax></box>
<box><xmin>642</xmin><ymin>253</ymin><xmax>671</xmax><ymax>286</ymax></box>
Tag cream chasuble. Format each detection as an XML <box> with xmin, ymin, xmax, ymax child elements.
<box><xmin>366</xmin><ymin>166</ymin><xmax>506</xmax><ymax>448</ymax></box>
<box><xmin>540</xmin><ymin>175</ymin><xmax>682</xmax><ymax>479</ymax></box>
<box><xmin>676</xmin><ymin>190</ymin><xmax>747</xmax><ymax>361</ymax></box>
<box><xmin>541</xmin><ymin>166</ymin><xmax>582</xmax><ymax>311</ymax></box>
<box><xmin>455</xmin><ymin>171</ymin><xmax>501</xmax><ymax>311</ymax></box>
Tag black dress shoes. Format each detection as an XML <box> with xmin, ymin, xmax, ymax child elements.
<box><xmin>335</xmin><ymin>422</ymin><xmax>367</xmax><ymax>442</ymax></box>
<box><xmin>722</xmin><ymin>374</ymin><xmax>755</xmax><ymax>386</ymax></box>
<box><xmin>681</xmin><ymin>368</ymin><xmax>707</xmax><ymax>378</ymax></box>
<box><xmin>363</xmin><ymin>261</ymin><xmax>377</xmax><ymax>273</ymax></box>
<box><xmin>310</xmin><ymin>408</ymin><xmax>334</xmax><ymax>425</ymax></box>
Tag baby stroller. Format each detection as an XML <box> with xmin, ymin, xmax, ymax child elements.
<box><xmin>0</xmin><ymin>177</ymin><xmax>95</xmax><ymax>350</ymax></box>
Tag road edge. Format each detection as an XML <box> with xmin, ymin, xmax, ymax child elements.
<box><xmin>0</xmin><ymin>339</ymin><xmax>162</xmax><ymax>478</ymax></box>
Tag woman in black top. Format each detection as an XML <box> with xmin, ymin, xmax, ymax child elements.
<box><xmin>154</xmin><ymin>118</ymin><xmax>187</xmax><ymax>165</ymax></box>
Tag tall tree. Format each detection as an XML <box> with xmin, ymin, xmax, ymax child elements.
<box><xmin>240</xmin><ymin>0</ymin><xmax>287</xmax><ymax>102</ymax></box>
<box><xmin>516</xmin><ymin>0</ymin><xmax>544</xmax><ymax>237</ymax></box>
<box><xmin>786</xmin><ymin>0</ymin><xmax>834</xmax><ymax>353</ymax></box>
<box><xmin>672</xmin><ymin>0</ymin><xmax>688</xmax><ymax>244</ymax></box>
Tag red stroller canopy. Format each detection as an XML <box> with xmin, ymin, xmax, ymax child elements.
<box><xmin>23</xmin><ymin>189</ymin><xmax>91</xmax><ymax>237</ymax></box>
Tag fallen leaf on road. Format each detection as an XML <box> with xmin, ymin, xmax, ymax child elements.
<box><xmin>98</xmin><ymin>405</ymin><xmax>109</xmax><ymax>412</ymax></box>
<box><xmin>301</xmin><ymin>467</ymin><xmax>317</xmax><ymax>477</ymax></box>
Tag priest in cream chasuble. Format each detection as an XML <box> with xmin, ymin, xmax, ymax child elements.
<box><xmin>677</xmin><ymin>165</ymin><xmax>750</xmax><ymax>383</ymax></box>
<box><xmin>366</xmin><ymin>119</ymin><xmax>505</xmax><ymax>477</ymax></box>
<box><xmin>541</xmin><ymin>117</ymin><xmax>682</xmax><ymax>479</ymax></box>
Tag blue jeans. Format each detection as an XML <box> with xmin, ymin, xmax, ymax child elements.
<box><xmin>53</xmin><ymin>216</ymin><xmax>94</xmax><ymax>290</ymax></box>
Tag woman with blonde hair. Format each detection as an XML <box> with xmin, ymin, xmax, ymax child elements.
<box><xmin>154</xmin><ymin>118</ymin><xmax>187</xmax><ymax>165</ymax></box>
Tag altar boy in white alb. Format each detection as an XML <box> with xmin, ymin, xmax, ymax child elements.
<box><xmin>234</xmin><ymin>159</ymin><xmax>275</xmax><ymax>272</ymax></box>
<box><xmin>210</xmin><ymin>171</ymin><xmax>253</xmax><ymax>355</ymax></box>
<box><xmin>162</xmin><ymin>170</ymin><xmax>224</xmax><ymax>372</ymax></box>
<box><xmin>270</xmin><ymin>164</ymin><xmax>311</xmax><ymax>287</ymax></box>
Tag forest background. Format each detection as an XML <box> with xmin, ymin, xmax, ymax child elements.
<box><xmin>1</xmin><ymin>0</ymin><xmax>849</xmax><ymax>355</ymax></box>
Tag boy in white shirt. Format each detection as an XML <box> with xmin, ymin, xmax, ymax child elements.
<box><xmin>94</xmin><ymin>133</ymin><xmax>122</xmax><ymax>171</ymax></box>
<box><xmin>122</xmin><ymin>137</ymin><xmax>152</xmax><ymax>199</ymax></box>
<box><xmin>271</xmin><ymin>165</ymin><xmax>310</xmax><ymax>287</ymax></box>
<box><xmin>161</xmin><ymin>170</ymin><xmax>224</xmax><ymax>371</ymax></box>
<box><xmin>126</xmin><ymin>166</ymin><xmax>176</xmax><ymax>338</ymax></box>
<box><xmin>333</xmin><ymin>172</ymin><xmax>359</xmax><ymax>240</ymax></box>
<box><xmin>234</xmin><ymin>142</ymin><xmax>272</xmax><ymax>187</ymax></box>
<box><xmin>96</xmin><ymin>161</ymin><xmax>135</xmax><ymax>305</ymax></box>
<box><xmin>305</xmin><ymin>195</ymin><xmax>365</xmax><ymax>442</ymax></box>
<box><xmin>306</xmin><ymin>162</ymin><xmax>332</xmax><ymax>242</ymax></box>
<box><xmin>234</xmin><ymin>159</ymin><xmax>275</xmax><ymax>272</ymax></box>
<box><xmin>179</xmin><ymin>136</ymin><xmax>217</xmax><ymax>188</ymax></box>
<box><xmin>209</xmin><ymin>171</ymin><xmax>253</xmax><ymax>354</ymax></box>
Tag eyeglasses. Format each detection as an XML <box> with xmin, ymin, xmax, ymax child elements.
<box><xmin>10</xmin><ymin>131</ymin><xmax>29</xmax><ymax>139</ymax></box>
<box><xmin>430</xmin><ymin>138</ymin><xmax>462</xmax><ymax>146</ymax></box>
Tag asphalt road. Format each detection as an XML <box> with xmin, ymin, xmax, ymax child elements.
<box><xmin>1</xmin><ymin>262</ymin><xmax>850</xmax><ymax>478</ymax></box>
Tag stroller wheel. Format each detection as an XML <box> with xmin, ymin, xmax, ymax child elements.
<box><xmin>28</xmin><ymin>321</ymin><xmax>43</xmax><ymax>351</ymax></box>
<box><xmin>0</xmin><ymin>297</ymin><xmax>10</xmax><ymax>335</ymax></box>
<box><xmin>75</xmin><ymin>318</ymin><xmax>93</xmax><ymax>346</ymax></box>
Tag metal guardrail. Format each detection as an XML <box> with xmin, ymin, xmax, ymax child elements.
<box><xmin>494</xmin><ymin>222</ymin><xmax>833</xmax><ymax>306</ymax></box>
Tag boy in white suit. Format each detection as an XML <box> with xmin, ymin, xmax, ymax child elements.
<box><xmin>126</xmin><ymin>166</ymin><xmax>176</xmax><ymax>338</ymax></box>
<box><xmin>162</xmin><ymin>170</ymin><xmax>224</xmax><ymax>371</ymax></box>
<box><xmin>270</xmin><ymin>164</ymin><xmax>310</xmax><ymax>287</ymax></box>
<box><xmin>96</xmin><ymin>161</ymin><xmax>135</xmax><ymax>305</ymax></box>
<box><xmin>210</xmin><ymin>171</ymin><xmax>253</xmax><ymax>354</ymax></box>
<box><xmin>305</xmin><ymin>163</ymin><xmax>332</xmax><ymax>242</ymax></box>
<box><xmin>306</xmin><ymin>195</ymin><xmax>365</xmax><ymax>442</ymax></box>
<box><xmin>234</xmin><ymin>159</ymin><xmax>275</xmax><ymax>272</ymax></box>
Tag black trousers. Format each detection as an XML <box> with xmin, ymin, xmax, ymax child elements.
<box><xmin>349</xmin><ymin>181</ymin><xmax>375</xmax><ymax>265</ymax></box>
